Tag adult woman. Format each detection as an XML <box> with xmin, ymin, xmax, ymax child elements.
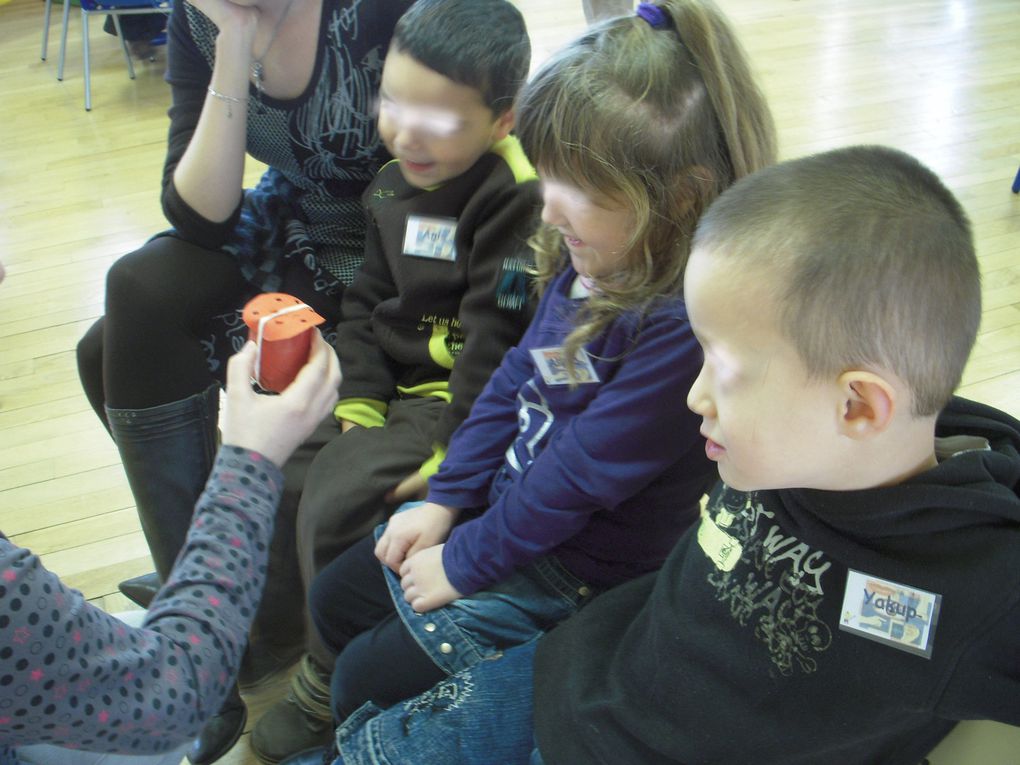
<box><xmin>75</xmin><ymin>0</ymin><xmax>410</xmax><ymax>759</ymax></box>
<box><xmin>4</xmin><ymin>248</ymin><xmax>341</xmax><ymax>765</ymax></box>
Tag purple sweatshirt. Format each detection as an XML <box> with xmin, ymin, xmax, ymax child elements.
<box><xmin>431</xmin><ymin>266</ymin><xmax>716</xmax><ymax>596</ymax></box>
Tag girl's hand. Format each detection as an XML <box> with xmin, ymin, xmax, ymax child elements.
<box><xmin>399</xmin><ymin>544</ymin><xmax>462</xmax><ymax>613</ymax></box>
<box><xmin>375</xmin><ymin>503</ymin><xmax>459</xmax><ymax>573</ymax></box>
<box><xmin>221</xmin><ymin>335</ymin><xmax>341</xmax><ymax>468</ymax></box>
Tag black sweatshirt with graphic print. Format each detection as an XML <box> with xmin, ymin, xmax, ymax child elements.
<box><xmin>535</xmin><ymin>396</ymin><xmax>1020</xmax><ymax>765</ymax></box>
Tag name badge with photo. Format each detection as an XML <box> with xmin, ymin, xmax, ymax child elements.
<box><xmin>697</xmin><ymin>507</ymin><xmax>743</xmax><ymax>573</ymax></box>
<box><xmin>838</xmin><ymin>569</ymin><xmax>942</xmax><ymax>658</ymax></box>
<box><xmin>530</xmin><ymin>346</ymin><xmax>600</xmax><ymax>386</ymax></box>
<box><xmin>403</xmin><ymin>215</ymin><xmax>458</xmax><ymax>261</ymax></box>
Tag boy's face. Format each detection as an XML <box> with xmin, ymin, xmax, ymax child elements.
<box><xmin>377</xmin><ymin>47</ymin><xmax>514</xmax><ymax>189</ymax></box>
<box><xmin>684</xmin><ymin>246</ymin><xmax>847</xmax><ymax>492</ymax></box>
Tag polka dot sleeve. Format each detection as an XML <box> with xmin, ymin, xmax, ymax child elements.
<box><xmin>0</xmin><ymin>445</ymin><xmax>283</xmax><ymax>758</ymax></box>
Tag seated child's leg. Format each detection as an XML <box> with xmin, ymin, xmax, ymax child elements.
<box><xmin>333</xmin><ymin>640</ymin><xmax>538</xmax><ymax>765</ymax></box>
<box><xmin>331</xmin><ymin>611</ymin><xmax>446</xmax><ymax>721</ymax></box>
<box><xmin>310</xmin><ymin>535</ymin><xmax>446</xmax><ymax>720</ymax></box>
<box><xmin>385</xmin><ymin>554</ymin><xmax>596</xmax><ymax>677</ymax></box>
<box><xmin>309</xmin><ymin>535</ymin><xmax>402</xmax><ymax>655</ymax></box>
<box><xmin>296</xmin><ymin>398</ymin><xmax>446</xmax><ymax>664</ymax></box>
<box><xmin>297</xmin><ymin>398</ymin><xmax>445</xmax><ymax>581</ymax></box>
<box><xmin>245</xmin><ymin>414</ymin><xmax>340</xmax><ymax>661</ymax></box>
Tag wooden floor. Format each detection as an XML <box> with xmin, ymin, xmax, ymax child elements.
<box><xmin>0</xmin><ymin>1</ymin><xmax>1017</xmax><ymax>763</ymax></box>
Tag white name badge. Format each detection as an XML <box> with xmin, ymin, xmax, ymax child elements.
<box><xmin>697</xmin><ymin>507</ymin><xmax>743</xmax><ymax>572</ymax></box>
<box><xmin>839</xmin><ymin>569</ymin><xmax>942</xmax><ymax>658</ymax></box>
<box><xmin>403</xmin><ymin>215</ymin><xmax>458</xmax><ymax>261</ymax></box>
<box><xmin>530</xmin><ymin>346</ymin><xmax>600</xmax><ymax>386</ymax></box>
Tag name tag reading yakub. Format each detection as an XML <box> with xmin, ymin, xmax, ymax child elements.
<box><xmin>403</xmin><ymin>215</ymin><xmax>458</xmax><ymax>261</ymax></box>
<box><xmin>839</xmin><ymin>570</ymin><xmax>942</xmax><ymax>658</ymax></box>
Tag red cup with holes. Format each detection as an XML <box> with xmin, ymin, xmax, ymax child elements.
<box><xmin>242</xmin><ymin>293</ymin><xmax>326</xmax><ymax>393</ymax></box>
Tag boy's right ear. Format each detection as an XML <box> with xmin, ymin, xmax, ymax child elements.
<box><xmin>491</xmin><ymin>107</ymin><xmax>516</xmax><ymax>142</ymax></box>
<box><xmin>836</xmin><ymin>370</ymin><xmax>897</xmax><ymax>439</ymax></box>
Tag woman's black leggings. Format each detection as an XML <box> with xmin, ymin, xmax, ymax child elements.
<box><xmin>77</xmin><ymin>235</ymin><xmax>251</xmax><ymax>419</ymax></box>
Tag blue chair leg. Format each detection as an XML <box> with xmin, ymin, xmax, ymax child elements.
<box><xmin>41</xmin><ymin>0</ymin><xmax>53</xmax><ymax>60</ymax></box>
<box><xmin>82</xmin><ymin>8</ymin><xmax>92</xmax><ymax>110</ymax></box>
<box><xmin>110</xmin><ymin>14</ymin><xmax>138</xmax><ymax>80</ymax></box>
<box><xmin>1012</xmin><ymin>165</ymin><xmax>1020</xmax><ymax>194</ymax></box>
<box><xmin>56</xmin><ymin>0</ymin><xmax>70</xmax><ymax>81</ymax></box>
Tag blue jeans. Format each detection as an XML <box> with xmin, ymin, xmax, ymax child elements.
<box><xmin>332</xmin><ymin>639</ymin><xmax>540</xmax><ymax>765</ymax></box>
<box><xmin>379</xmin><ymin>508</ymin><xmax>597</xmax><ymax>675</ymax></box>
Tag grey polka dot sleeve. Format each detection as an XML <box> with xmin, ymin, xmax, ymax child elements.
<box><xmin>0</xmin><ymin>446</ymin><xmax>283</xmax><ymax>760</ymax></box>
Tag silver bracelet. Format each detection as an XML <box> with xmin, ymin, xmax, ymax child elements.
<box><xmin>206</xmin><ymin>86</ymin><xmax>248</xmax><ymax>118</ymax></box>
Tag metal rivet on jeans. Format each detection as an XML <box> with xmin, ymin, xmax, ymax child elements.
<box><xmin>424</xmin><ymin>622</ymin><xmax>437</xmax><ymax>633</ymax></box>
<box><xmin>439</xmin><ymin>642</ymin><xmax>453</xmax><ymax>654</ymax></box>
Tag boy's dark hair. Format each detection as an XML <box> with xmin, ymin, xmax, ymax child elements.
<box><xmin>393</xmin><ymin>0</ymin><xmax>531</xmax><ymax>115</ymax></box>
<box><xmin>693</xmin><ymin>145</ymin><xmax>980</xmax><ymax>417</ymax></box>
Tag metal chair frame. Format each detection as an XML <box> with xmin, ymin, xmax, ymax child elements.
<box><xmin>41</xmin><ymin>0</ymin><xmax>171</xmax><ymax>111</ymax></box>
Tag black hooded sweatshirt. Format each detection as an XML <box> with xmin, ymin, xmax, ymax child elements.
<box><xmin>535</xmin><ymin>396</ymin><xmax>1020</xmax><ymax>764</ymax></box>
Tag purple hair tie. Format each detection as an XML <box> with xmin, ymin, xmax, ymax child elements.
<box><xmin>635</xmin><ymin>2</ymin><xmax>670</xmax><ymax>29</ymax></box>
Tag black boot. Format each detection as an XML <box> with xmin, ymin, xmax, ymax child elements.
<box><xmin>108</xmin><ymin>389</ymin><xmax>219</xmax><ymax>612</ymax></box>
<box><xmin>118</xmin><ymin>571</ymin><xmax>161</xmax><ymax>608</ymax></box>
<box><xmin>106</xmin><ymin>383</ymin><xmax>220</xmax><ymax>582</ymax></box>
<box><xmin>187</xmin><ymin>684</ymin><xmax>248</xmax><ymax>765</ymax></box>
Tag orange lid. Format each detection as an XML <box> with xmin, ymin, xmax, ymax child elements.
<box><xmin>242</xmin><ymin>293</ymin><xmax>326</xmax><ymax>342</ymax></box>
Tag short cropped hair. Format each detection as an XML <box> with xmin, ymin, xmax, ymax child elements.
<box><xmin>392</xmin><ymin>0</ymin><xmax>531</xmax><ymax>115</ymax></box>
<box><xmin>693</xmin><ymin>145</ymin><xmax>980</xmax><ymax>417</ymax></box>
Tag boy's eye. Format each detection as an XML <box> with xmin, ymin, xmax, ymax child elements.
<box><xmin>376</xmin><ymin>98</ymin><xmax>462</xmax><ymax>138</ymax></box>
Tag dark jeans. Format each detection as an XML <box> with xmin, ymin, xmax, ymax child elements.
<box><xmin>309</xmin><ymin>535</ymin><xmax>446</xmax><ymax>721</ymax></box>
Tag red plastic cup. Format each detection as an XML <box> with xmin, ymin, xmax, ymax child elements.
<box><xmin>242</xmin><ymin>293</ymin><xmax>326</xmax><ymax>393</ymax></box>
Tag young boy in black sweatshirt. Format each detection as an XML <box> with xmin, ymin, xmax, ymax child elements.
<box><xmin>531</xmin><ymin>144</ymin><xmax>1020</xmax><ymax>764</ymax></box>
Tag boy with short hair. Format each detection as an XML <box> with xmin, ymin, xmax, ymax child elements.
<box><xmin>251</xmin><ymin>1</ymin><xmax>540</xmax><ymax>760</ymax></box>
<box><xmin>531</xmin><ymin>144</ymin><xmax>1020</xmax><ymax>764</ymax></box>
<box><xmin>310</xmin><ymin>145</ymin><xmax>1020</xmax><ymax>765</ymax></box>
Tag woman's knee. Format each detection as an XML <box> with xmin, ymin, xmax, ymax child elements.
<box><xmin>104</xmin><ymin>240</ymin><xmax>175</xmax><ymax>320</ymax></box>
<box><xmin>75</xmin><ymin>317</ymin><xmax>110</xmax><ymax>424</ymax></box>
<box><xmin>76</xmin><ymin>317</ymin><xmax>104</xmax><ymax>384</ymax></box>
<box><xmin>105</xmin><ymin>236</ymin><xmax>244</xmax><ymax>320</ymax></box>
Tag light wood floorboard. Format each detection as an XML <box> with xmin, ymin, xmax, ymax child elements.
<box><xmin>1</xmin><ymin>1</ymin><xmax>1017</xmax><ymax>763</ymax></box>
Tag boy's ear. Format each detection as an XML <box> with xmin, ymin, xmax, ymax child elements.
<box><xmin>836</xmin><ymin>370</ymin><xmax>896</xmax><ymax>439</ymax></box>
<box><xmin>491</xmin><ymin>108</ymin><xmax>515</xmax><ymax>142</ymax></box>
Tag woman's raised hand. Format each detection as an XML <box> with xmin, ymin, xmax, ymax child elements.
<box><xmin>186</xmin><ymin>0</ymin><xmax>260</xmax><ymax>57</ymax></box>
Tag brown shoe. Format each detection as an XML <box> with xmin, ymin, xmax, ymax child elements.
<box><xmin>251</xmin><ymin>655</ymin><xmax>334</xmax><ymax>764</ymax></box>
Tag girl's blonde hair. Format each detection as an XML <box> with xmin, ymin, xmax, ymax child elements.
<box><xmin>515</xmin><ymin>0</ymin><xmax>776</xmax><ymax>373</ymax></box>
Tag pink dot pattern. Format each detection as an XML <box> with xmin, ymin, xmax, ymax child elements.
<box><xmin>0</xmin><ymin>446</ymin><xmax>282</xmax><ymax>761</ymax></box>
